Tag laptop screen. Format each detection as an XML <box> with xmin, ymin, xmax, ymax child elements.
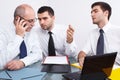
<box><xmin>81</xmin><ymin>52</ymin><xmax>117</xmax><ymax>80</ymax></box>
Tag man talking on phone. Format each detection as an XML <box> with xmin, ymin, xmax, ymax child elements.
<box><xmin>0</xmin><ymin>4</ymin><xmax>42</xmax><ymax>70</ymax></box>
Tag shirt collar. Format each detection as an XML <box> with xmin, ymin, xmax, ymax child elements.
<box><xmin>50</xmin><ymin>24</ymin><xmax>56</xmax><ymax>34</ymax></box>
<box><xmin>41</xmin><ymin>24</ymin><xmax>56</xmax><ymax>35</ymax></box>
<box><xmin>98</xmin><ymin>22</ymin><xmax>111</xmax><ymax>33</ymax></box>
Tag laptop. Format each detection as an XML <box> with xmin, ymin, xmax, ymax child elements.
<box><xmin>62</xmin><ymin>52</ymin><xmax>117</xmax><ymax>80</ymax></box>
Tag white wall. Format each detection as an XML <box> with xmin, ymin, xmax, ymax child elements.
<box><xmin>0</xmin><ymin>0</ymin><xmax>120</xmax><ymax>53</ymax></box>
<box><xmin>0</xmin><ymin>0</ymin><xmax>47</xmax><ymax>25</ymax></box>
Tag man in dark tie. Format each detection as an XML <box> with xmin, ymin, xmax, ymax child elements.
<box><xmin>0</xmin><ymin>4</ymin><xmax>42</xmax><ymax>70</ymax></box>
<box><xmin>35</xmin><ymin>6</ymin><xmax>77</xmax><ymax>58</ymax></box>
<box><xmin>78</xmin><ymin>1</ymin><xmax>120</xmax><ymax>67</ymax></box>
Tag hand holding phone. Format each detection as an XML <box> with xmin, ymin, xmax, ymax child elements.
<box><xmin>18</xmin><ymin>16</ymin><xmax>27</xmax><ymax>27</ymax></box>
<box><xmin>15</xmin><ymin>16</ymin><xmax>27</xmax><ymax>37</ymax></box>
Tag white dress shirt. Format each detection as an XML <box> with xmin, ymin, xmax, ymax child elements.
<box><xmin>0</xmin><ymin>24</ymin><xmax>42</xmax><ymax>69</ymax></box>
<box><xmin>82</xmin><ymin>22</ymin><xmax>120</xmax><ymax>65</ymax></box>
<box><xmin>34</xmin><ymin>24</ymin><xmax>77</xmax><ymax>57</ymax></box>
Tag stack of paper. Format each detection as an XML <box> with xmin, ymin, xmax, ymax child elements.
<box><xmin>42</xmin><ymin>56</ymin><xmax>69</xmax><ymax>64</ymax></box>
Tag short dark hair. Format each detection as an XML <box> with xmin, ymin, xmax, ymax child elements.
<box><xmin>91</xmin><ymin>2</ymin><xmax>112</xmax><ymax>20</ymax></box>
<box><xmin>37</xmin><ymin>6</ymin><xmax>54</xmax><ymax>16</ymax></box>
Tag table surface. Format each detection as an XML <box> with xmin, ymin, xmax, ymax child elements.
<box><xmin>1</xmin><ymin>58</ymin><xmax>119</xmax><ymax>80</ymax></box>
<box><xmin>28</xmin><ymin>57</ymin><xmax>79</xmax><ymax>80</ymax></box>
<box><xmin>0</xmin><ymin>57</ymin><xmax>79</xmax><ymax>80</ymax></box>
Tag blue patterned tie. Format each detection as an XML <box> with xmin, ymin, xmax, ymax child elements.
<box><xmin>20</xmin><ymin>40</ymin><xmax>27</xmax><ymax>58</ymax></box>
<box><xmin>48</xmin><ymin>31</ymin><xmax>56</xmax><ymax>56</ymax></box>
<box><xmin>96</xmin><ymin>29</ymin><xmax>104</xmax><ymax>55</ymax></box>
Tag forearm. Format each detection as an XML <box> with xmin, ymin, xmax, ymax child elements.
<box><xmin>65</xmin><ymin>41</ymin><xmax>77</xmax><ymax>57</ymax></box>
<box><xmin>20</xmin><ymin>49</ymin><xmax>43</xmax><ymax>66</ymax></box>
<box><xmin>0</xmin><ymin>34</ymin><xmax>23</xmax><ymax>69</ymax></box>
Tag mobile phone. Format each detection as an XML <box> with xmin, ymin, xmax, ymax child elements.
<box><xmin>23</xmin><ymin>24</ymin><xmax>27</xmax><ymax>27</ymax></box>
<box><xmin>17</xmin><ymin>16</ymin><xmax>26</xmax><ymax>27</ymax></box>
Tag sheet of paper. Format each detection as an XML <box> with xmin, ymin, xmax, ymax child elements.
<box><xmin>42</xmin><ymin>56</ymin><xmax>68</xmax><ymax>64</ymax></box>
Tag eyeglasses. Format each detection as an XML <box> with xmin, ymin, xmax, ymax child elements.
<box><xmin>19</xmin><ymin>16</ymin><xmax>37</xmax><ymax>23</ymax></box>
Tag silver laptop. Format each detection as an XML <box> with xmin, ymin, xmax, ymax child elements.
<box><xmin>62</xmin><ymin>52</ymin><xmax>117</xmax><ymax>80</ymax></box>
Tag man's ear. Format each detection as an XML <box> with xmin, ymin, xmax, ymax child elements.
<box><xmin>104</xmin><ymin>10</ymin><xmax>109</xmax><ymax>17</ymax></box>
<box><xmin>52</xmin><ymin>16</ymin><xmax>55</xmax><ymax>20</ymax></box>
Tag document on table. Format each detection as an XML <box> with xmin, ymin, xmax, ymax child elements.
<box><xmin>42</xmin><ymin>56</ymin><xmax>69</xmax><ymax>64</ymax></box>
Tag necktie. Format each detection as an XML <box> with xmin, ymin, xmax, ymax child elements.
<box><xmin>48</xmin><ymin>31</ymin><xmax>56</xmax><ymax>56</ymax></box>
<box><xmin>96</xmin><ymin>29</ymin><xmax>104</xmax><ymax>55</ymax></box>
<box><xmin>20</xmin><ymin>40</ymin><xmax>27</xmax><ymax>58</ymax></box>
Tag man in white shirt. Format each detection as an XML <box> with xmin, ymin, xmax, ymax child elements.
<box><xmin>0</xmin><ymin>4</ymin><xmax>42</xmax><ymax>70</ymax></box>
<box><xmin>78</xmin><ymin>1</ymin><xmax>120</xmax><ymax>66</ymax></box>
<box><xmin>35</xmin><ymin>6</ymin><xmax>77</xmax><ymax>58</ymax></box>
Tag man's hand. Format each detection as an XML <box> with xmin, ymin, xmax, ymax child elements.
<box><xmin>5</xmin><ymin>60</ymin><xmax>25</xmax><ymax>70</ymax></box>
<box><xmin>15</xmin><ymin>16</ymin><xmax>28</xmax><ymax>37</ymax></box>
<box><xmin>79</xmin><ymin>57</ymin><xmax>85</xmax><ymax>67</ymax></box>
<box><xmin>78</xmin><ymin>51</ymin><xmax>86</xmax><ymax>67</ymax></box>
<box><xmin>66</xmin><ymin>25</ymin><xmax>74</xmax><ymax>43</ymax></box>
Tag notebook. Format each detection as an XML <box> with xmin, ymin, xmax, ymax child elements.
<box><xmin>62</xmin><ymin>52</ymin><xmax>117</xmax><ymax>80</ymax></box>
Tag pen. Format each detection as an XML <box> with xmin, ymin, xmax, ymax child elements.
<box><xmin>5</xmin><ymin>70</ymin><xmax>12</xmax><ymax>78</ymax></box>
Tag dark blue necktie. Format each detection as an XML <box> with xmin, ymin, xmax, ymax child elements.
<box><xmin>20</xmin><ymin>40</ymin><xmax>27</xmax><ymax>58</ymax></box>
<box><xmin>96</xmin><ymin>29</ymin><xmax>104</xmax><ymax>55</ymax></box>
<box><xmin>48</xmin><ymin>31</ymin><xmax>56</xmax><ymax>56</ymax></box>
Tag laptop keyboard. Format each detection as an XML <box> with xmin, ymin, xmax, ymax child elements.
<box><xmin>63</xmin><ymin>71</ymin><xmax>81</xmax><ymax>80</ymax></box>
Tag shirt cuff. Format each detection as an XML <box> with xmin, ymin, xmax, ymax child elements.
<box><xmin>66</xmin><ymin>41</ymin><xmax>75</xmax><ymax>47</ymax></box>
<box><xmin>20</xmin><ymin>59</ymin><xmax>28</xmax><ymax>66</ymax></box>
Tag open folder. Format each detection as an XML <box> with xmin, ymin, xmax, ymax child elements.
<box><xmin>0</xmin><ymin>68</ymin><xmax>46</xmax><ymax>80</ymax></box>
<box><xmin>41</xmin><ymin>56</ymin><xmax>71</xmax><ymax>73</ymax></box>
<box><xmin>109</xmin><ymin>68</ymin><xmax>120</xmax><ymax>80</ymax></box>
